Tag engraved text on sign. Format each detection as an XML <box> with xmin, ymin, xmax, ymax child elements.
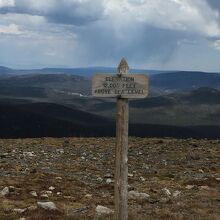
<box><xmin>92</xmin><ymin>74</ymin><xmax>148</xmax><ymax>98</ymax></box>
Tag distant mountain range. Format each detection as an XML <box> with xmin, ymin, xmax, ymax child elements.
<box><xmin>0</xmin><ymin>66</ymin><xmax>170</xmax><ymax>77</ymax></box>
<box><xmin>1</xmin><ymin>69</ymin><xmax>220</xmax><ymax>95</ymax></box>
<box><xmin>1</xmin><ymin>67</ymin><xmax>220</xmax><ymax>138</ymax></box>
<box><xmin>151</xmin><ymin>71</ymin><xmax>220</xmax><ymax>92</ymax></box>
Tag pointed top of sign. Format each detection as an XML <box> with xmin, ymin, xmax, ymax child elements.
<box><xmin>118</xmin><ymin>58</ymin><xmax>129</xmax><ymax>74</ymax></box>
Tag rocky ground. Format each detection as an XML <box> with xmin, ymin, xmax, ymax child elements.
<box><xmin>0</xmin><ymin>137</ymin><xmax>219</xmax><ymax>220</ymax></box>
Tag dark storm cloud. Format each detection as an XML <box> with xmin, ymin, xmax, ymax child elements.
<box><xmin>76</xmin><ymin>22</ymin><xmax>192</xmax><ymax>67</ymax></box>
<box><xmin>0</xmin><ymin>0</ymin><xmax>105</xmax><ymax>26</ymax></box>
<box><xmin>206</xmin><ymin>0</ymin><xmax>220</xmax><ymax>11</ymax></box>
<box><xmin>1</xmin><ymin>0</ymin><xmax>220</xmax><ymax>71</ymax></box>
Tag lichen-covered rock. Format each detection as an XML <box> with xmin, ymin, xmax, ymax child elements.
<box><xmin>96</xmin><ymin>205</ymin><xmax>114</xmax><ymax>215</ymax></box>
<box><xmin>128</xmin><ymin>191</ymin><xmax>150</xmax><ymax>200</ymax></box>
<box><xmin>37</xmin><ymin>201</ymin><xmax>57</xmax><ymax>210</ymax></box>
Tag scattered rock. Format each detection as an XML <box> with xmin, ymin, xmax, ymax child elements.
<box><xmin>173</xmin><ymin>190</ymin><xmax>181</xmax><ymax>198</ymax></box>
<box><xmin>185</xmin><ymin>185</ymin><xmax>196</xmax><ymax>190</ymax></box>
<box><xmin>49</xmin><ymin>186</ymin><xmax>55</xmax><ymax>191</ymax></box>
<box><xmin>56</xmin><ymin>149</ymin><xmax>64</xmax><ymax>154</ymax></box>
<box><xmin>23</xmin><ymin>152</ymin><xmax>36</xmax><ymax>157</ymax></box>
<box><xmin>162</xmin><ymin>188</ymin><xmax>172</xmax><ymax>196</ymax></box>
<box><xmin>40</xmin><ymin>194</ymin><xmax>49</xmax><ymax>199</ymax></box>
<box><xmin>160</xmin><ymin>197</ymin><xmax>171</xmax><ymax>204</ymax></box>
<box><xmin>106</xmin><ymin>178</ymin><xmax>113</xmax><ymax>184</ymax></box>
<box><xmin>128</xmin><ymin>191</ymin><xmax>150</xmax><ymax>200</ymax></box>
<box><xmin>55</xmin><ymin>177</ymin><xmax>62</xmax><ymax>180</ymax></box>
<box><xmin>1</xmin><ymin>187</ymin><xmax>9</xmax><ymax>196</ymax></box>
<box><xmin>140</xmin><ymin>176</ymin><xmax>145</xmax><ymax>181</ymax></box>
<box><xmin>37</xmin><ymin>201</ymin><xmax>57</xmax><ymax>211</ymax></box>
<box><xmin>96</xmin><ymin>205</ymin><xmax>114</xmax><ymax>215</ymax></box>
<box><xmin>128</xmin><ymin>173</ymin><xmax>134</xmax><ymax>177</ymax></box>
<box><xmin>1</xmin><ymin>153</ymin><xmax>9</xmax><ymax>158</ymax></box>
<box><xmin>199</xmin><ymin>185</ymin><xmax>209</xmax><ymax>190</ymax></box>
<box><xmin>30</xmin><ymin>191</ymin><xmax>38</xmax><ymax>197</ymax></box>
<box><xmin>13</xmin><ymin>208</ymin><xmax>26</xmax><ymax>213</ymax></box>
<box><xmin>97</xmin><ymin>177</ymin><xmax>103</xmax><ymax>182</ymax></box>
<box><xmin>85</xmin><ymin>194</ymin><xmax>92</xmax><ymax>198</ymax></box>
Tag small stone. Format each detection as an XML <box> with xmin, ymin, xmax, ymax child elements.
<box><xmin>56</xmin><ymin>149</ymin><xmax>64</xmax><ymax>154</ymax></box>
<box><xmin>140</xmin><ymin>176</ymin><xmax>145</xmax><ymax>181</ymax></box>
<box><xmin>185</xmin><ymin>185</ymin><xmax>195</xmax><ymax>190</ymax></box>
<box><xmin>162</xmin><ymin>188</ymin><xmax>171</xmax><ymax>196</ymax></box>
<box><xmin>23</xmin><ymin>152</ymin><xmax>36</xmax><ymax>157</ymax></box>
<box><xmin>85</xmin><ymin>194</ymin><xmax>92</xmax><ymax>198</ymax></box>
<box><xmin>160</xmin><ymin>197</ymin><xmax>170</xmax><ymax>203</ymax></box>
<box><xmin>199</xmin><ymin>169</ymin><xmax>204</xmax><ymax>173</ymax></box>
<box><xmin>216</xmin><ymin>177</ymin><xmax>220</xmax><ymax>181</ymax></box>
<box><xmin>55</xmin><ymin>177</ymin><xmax>62</xmax><ymax>180</ymax></box>
<box><xmin>106</xmin><ymin>178</ymin><xmax>112</xmax><ymax>184</ymax></box>
<box><xmin>128</xmin><ymin>191</ymin><xmax>150</xmax><ymax>200</ymax></box>
<box><xmin>1</xmin><ymin>153</ymin><xmax>9</xmax><ymax>158</ymax></box>
<box><xmin>81</xmin><ymin>156</ymin><xmax>85</xmax><ymax>160</ymax></box>
<box><xmin>13</xmin><ymin>208</ymin><xmax>26</xmax><ymax>213</ymax></box>
<box><xmin>49</xmin><ymin>186</ymin><xmax>55</xmax><ymax>191</ymax></box>
<box><xmin>40</xmin><ymin>194</ymin><xmax>49</xmax><ymax>199</ymax></box>
<box><xmin>30</xmin><ymin>191</ymin><xmax>38</xmax><ymax>197</ymax></box>
<box><xmin>96</xmin><ymin>205</ymin><xmax>114</xmax><ymax>215</ymax></box>
<box><xmin>56</xmin><ymin>192</ymin><xmax>61</xmax><ymax>195</ymax></box>
<box><xmin>128</xmin><ymin>173</ymin><xmax>134</xmax><ymax>177</ymax></box>
<box><xmin>173</xmin><ymin>190</ymin><xmax>181</xmax><ymax>198</ymax></box>
<box><xmin>1</xmin><ymin>187</ymin><xmax>9</xmax><ymax>196</ymax></box>
<box><xmin>97</xmin><ymin>177</ymin><xmax>103</xmax><ymax>182</ymax></box>
<box><xmin>37</xmin><ymin>201</ymin><xmax>57</xmax><ymax>211</ymax></box>
<box><xmin>199</xmin><ymin>185</ymin><xmax>209</xmax><ymax>190</ymax></box>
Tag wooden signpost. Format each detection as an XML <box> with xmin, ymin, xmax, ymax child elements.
<box><xmin>92</xmin><ymin>58</ymin><xmax>149</xmax><ymax>220</ymax></box>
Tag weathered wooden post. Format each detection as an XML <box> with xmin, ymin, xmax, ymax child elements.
<box><xmin>115</xmin><ymin>58</ymin><xmax>129</xmax><ymax>220</ymax></box>
<box><xmin>92</xmin><ymin>58</ymin><xmax>149</xmax><ymax>220</ymax></box>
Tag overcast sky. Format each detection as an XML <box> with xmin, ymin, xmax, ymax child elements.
<box><xmin>0</xmin><ymin>0</ymin><xmax>220</xmax><ymax>71</ymax></box>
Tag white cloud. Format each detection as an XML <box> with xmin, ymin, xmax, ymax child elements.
<box><xmin>0</xmin><ymin>0</ymin><xmax>14</xmax><ymax>7</ymax></box>
<box><xmin>104</xmin><ymin>0</ymin><xmax>220</xmax><ymax>37</ymax></box>
<box><xmin>0</xmin><ymin>23</ymin><xmax>21</xmax><ymax>34</ymax></box>
<box><xmin>212</xmin><ymin>39</ymin><xmax>220</xmax><ymax>50</ymax></box>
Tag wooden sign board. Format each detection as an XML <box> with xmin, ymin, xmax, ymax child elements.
<box><xmin>92</xmin><ymin>74</ymin><xmax>149</xmax><ymax>99</ymax></box>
